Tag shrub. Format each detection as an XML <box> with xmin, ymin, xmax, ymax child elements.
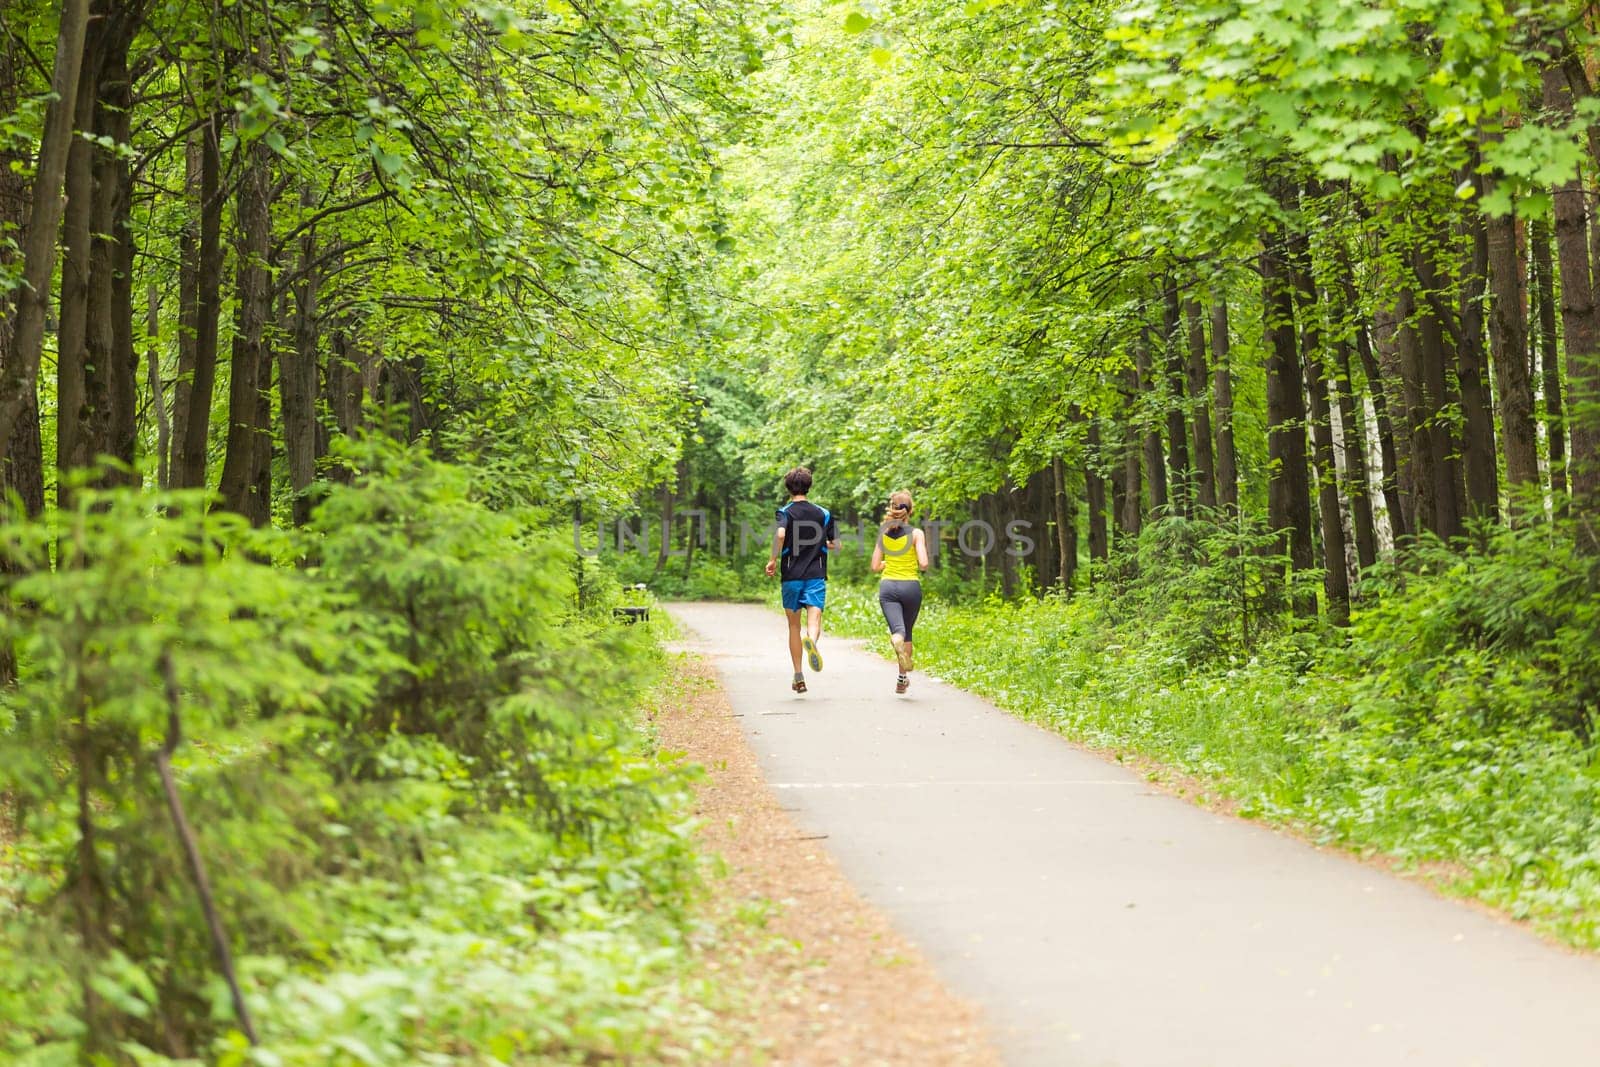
<box><xmin>0</xmin><ymin>486</ymin><xmax>360</xmax><ymax>1057</ymax></box>
<box><xmin>1345</xmin><ymin>522</ymin><xmax>1600</xmax><ymax>736</ymax></box>
<box><xmin>0</xmin><ymin>444</ymin><xmax>715</xmax><ymax>1062</ymax></box>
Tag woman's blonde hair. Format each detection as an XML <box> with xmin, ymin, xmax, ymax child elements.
<box><xmin>881</xmin><ymin>490</ymin><xmax>914</xmax><ymax>529</ymax></box>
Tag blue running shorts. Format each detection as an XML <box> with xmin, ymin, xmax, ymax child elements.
<box><xmin>781</xmin><ymin>578</ymin><xmax>827</xmax><ymax>611</ymax></box>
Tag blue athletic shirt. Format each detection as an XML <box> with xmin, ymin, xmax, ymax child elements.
<box><xmin>775</xmin><ymin>500</ymin><xmax>836</xmax><ymax>582</ymax></box>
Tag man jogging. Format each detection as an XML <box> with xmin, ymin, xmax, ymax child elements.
<box><xmin>765</xmin><ymin>466</ymin><xmax>838</xmax><ymax>693</ymax></box>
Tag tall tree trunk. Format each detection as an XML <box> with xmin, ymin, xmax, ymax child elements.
<box><xmin>1052</xmin><ymin>455</ymin><xmax>1074</xmax><ymax>592</ymax></box>
<box><xmin>329</xmin><ymin>324</ymin><xmax>367</xmax><ymax>439</ymax></box>
<box><xmin>1262</xmin><ymin>230</ymin><xmax>1315</xmax><ymax>608</ymax></box>
<box><xmin>1117</xmin><ymin>368</ymin><xmax>1142</xmax><ymax>540</ymax></box>
<box><xmin>1531</xmin><ymin>215</ymin><xmax>1567</xmax><ymax>502</ymax></box>
<box><xmin>1409</xmin><ymin>244</ymin><xmax>1467</xmax><ymax>540</ymax></box>
<box><xmin>652</xmin><ymin>455</ymin><xmax>686</xmax><ymax>579</ymax></box>
<box><xmin>1331</xmin><ymin>336</ymin><xmax>1378</xmax><ymax>570</ymax></box>
<box><xmin>1086</xmin><ymin>421</ymin><xmax>1108</xmax><ymax>563</ymax></box>
<box><xmin>1210</xmin><ymin>299</ymin><xmax>1239</xmax><ymax>514</ymax></box>
<box><xmin>56</xmin><ymin>48</ymin><xmax>98</xmax><ymax>500</ymax></box>
<box><xmin>1305</xmin><ymin>351</ymin><xmax>1350</xmax><ymax>622</ymax></box>
<box><xmin>1133</xmin><ymin>332</ymin><xmax>1167</xmax><ymax>515</ymax></box>
<box><xmin>1</xmin><ymin>395</ymin><xmax>45</xmax><ymax>518</ymax></box>
<box><xmin>1486</xmin><ymin>200</ymin><xmax>1541</xmax><ymax>515</ymax></box>
<box><xmin>1183</xmin><ymin>297</ymin><xmax>1218</xmax><ymax>510</ymax></box>
<box><xmin>1322</xmin><ymin>254</ymin><xmax>1377</xmax><ymax>567</ymax></box>
<box><xmin>1561</xmin><ymin>55</ymin><xmax>1600</xmax><ymax>534</ymax></box>
<box><xmin>216</xmin><ymin>141</ymin><xmax>275</xmax><ymax>522</ymax></box>
<box><xmin>1372</xmin><ymin>302</ymin><xmax>1415</xmax><ymax>534</ymax></box>
<box><xmin>77</xmin><ymin>68</ymin><xmax>121</xmax><ymax>479</ymax></box>
<box><xmin>1344</xmin><ymin>273</ymin><xmax>1407</xmax><ymax>544</ymax></box>
<box><xmin>1539</xmin><ymin>49</ymin><xmax>1600</xmax><ymax>329</ymax></box>
<box><xmin>0</xmin><ymin>39</ymin><xmax>42</xmax><ymax>687</ymax></box>
<box><xmin>171</xmin><ymin>134</ymin><xmax>200</xmax><ymax>486</ymax></box>
<box><xmin>0</xmin><ymin>0</ymin><xmax>93</xmax><ymax>464</ymax></box>
<box><xmin>280</xmin><ymin>189</ymin><xmax>320</xmax><ymax>525</ymax></box>
<box><xmin>101</xmin><ymin>42</ymin><xmax>137</xmax><ymax>482</ymax></box>
<box><xmin>1393</xmin><ymin>287</ymin><xmax>1439</xmax><ymax>541</ymax></box>
<box><xmin>1458</xmin><ymin>198</ymin><xmax>1501</xmax><ymax>522</ymax></box>
<box><xmin>1287</xmin><ymin>216</ymin><xmax>1350</xmax><ymax>622</ymax></box>
<box><xmin>0</xmin><ymin>43</ymin><xmax>45</xmax><ymax>517</ymax></box>
<box><xmin>171</xmin><ymin>120</ymin><xmax>224</xmax><ymax>490</ymax></box>
<box><xmin>1567</xmin><ymin>49</ymin><xmax>1600</xmax><ymax>202</ymax></box>
<box><xmin>148</xmin><ymin>285</ymin><xmax>170</xmax><ymax>488</ymax></box>
<box><xmin>998</xmin><ymin>482</ymin><xmax>1018</xmax><ymax>597</ymax></box>
<box><xmin>249</xmin><ymin>357</ymin><xmax>273</xmax><ymax>527</ymax></box>
<box><xmin>1544</xmin><ymin>64</ymin><xmax>1600</xmax><ymax>541</ymax></box>
<box><xmin>1161</xmin><ymin>283</ymin><xmax>1191</xmax><ymax>516</ymax></box>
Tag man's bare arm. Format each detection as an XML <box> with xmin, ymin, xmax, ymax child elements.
<box><xmin>764</xmin><ymin>527</ymin><xmax>786</xmax><ymax>577</ymax></box>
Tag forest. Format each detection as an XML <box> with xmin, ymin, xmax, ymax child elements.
<box><xmin>3</xmin><ymin>0</ymin><xmax>1600</xmax><ymax>1062</ymax></box>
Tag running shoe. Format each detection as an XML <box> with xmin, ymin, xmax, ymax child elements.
<box><xmin>792</xmin><ymin>675</ymin><xmax>807</xmax><ymax>694</ymax></box>
<box><xmin>803</xmin><ymin>635</ymin><xmax>823</xmax><ymax>672</ymax></box>
<box><xmin>895</xmin><ymin>673</ymin><xmax>910</xmax><ymax>694</ymax></box>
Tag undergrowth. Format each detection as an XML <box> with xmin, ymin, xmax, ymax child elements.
<box><xmin>0</xmin><ymin>439</ymin><xmax>733</xmax><ymax>1065</ymax></box>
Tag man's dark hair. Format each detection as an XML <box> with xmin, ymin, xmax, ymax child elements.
<box><xmin>784</xmin><ymin>466</ymin><xmax>813</xmax><ymax>495</ymax></box>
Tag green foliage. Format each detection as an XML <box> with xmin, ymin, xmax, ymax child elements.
<box><xmin>1097</xmin><ymin>511</ymin><xmax>1300</xmax><ymax>663</ymax></box>
<box><xmin>0</xmin><ymin>448</ymin><xmax>722</xmax><ymax>1062</ymax></box>
<box><xmin>311</xmin><ymin>437</ymin><xmax>653</xmax><ymax>810</ymax></box>
<box><xmin>1342</xmin><ymin>521</ymin><xmax>1600</xmax><ymax>737</ymax></box>
<box><xmin>9</xmin><ymin>0</ymin><xmax>1600</xmax><ymax>1053</ymax></box>
<box><xmin>0</xmin><ymin>486</ymin><xmax>359</xmax><ymax>1058</ymax></box>
<box><xmin>612</xmin><ymin>551</ymin><xmax>770</xmax><ymax>603</ymax></box>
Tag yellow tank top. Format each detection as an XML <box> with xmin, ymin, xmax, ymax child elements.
<box><xmin>880</xmin><ymin>528</ymin><xmax>921</xmax><ymax>581</ymax></box>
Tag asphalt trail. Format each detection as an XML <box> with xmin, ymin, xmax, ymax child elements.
<box><xmin>669</xmin><ymin>601</ymin><xmax>1600</xmax><ymax>1067</ymax></box>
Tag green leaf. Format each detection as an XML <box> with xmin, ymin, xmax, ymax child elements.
<box><xmin>843</xmin><ymin>12</ymin><xmax>873</xmax><ymax>34</ymax></box>
<box><xmin>1479</xmin><ymin>186</ymin><xmax>1514</xmax><ymax>217</ymax></box>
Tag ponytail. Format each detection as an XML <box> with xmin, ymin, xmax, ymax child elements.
<box><xmin>881</xmin><ymin>490</ymin><xmax>914</xmax><ymax>532</ymax></box>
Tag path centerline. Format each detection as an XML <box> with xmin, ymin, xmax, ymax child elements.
<box><xmin>771</xmin><ymin>780</ymin><xmax>1144</xmax><ymax>789</ymax></box>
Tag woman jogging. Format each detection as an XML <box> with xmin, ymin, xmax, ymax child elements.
<box><xmin>869</xmin><ymin>490</ymin><xmax>929</xmax><ymax>693</ymax></box>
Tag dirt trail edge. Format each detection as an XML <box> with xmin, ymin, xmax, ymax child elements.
<box><xmin>668</xmin><ymin>601</ymin><xmax>1600</xmax><ymax>1067</ymax></box>
<box><xmin>657</xmin><ymin>653</ymin><xmax>999</xmax><ymax>1065</ymax></box>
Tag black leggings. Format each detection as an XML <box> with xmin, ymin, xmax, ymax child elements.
<box><xmin>877</xmin><ymin>580</ymin><xmax>923</xmax><ymax>643</ymax></box>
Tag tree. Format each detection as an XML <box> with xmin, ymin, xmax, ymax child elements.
<box><xmin>0</xmin><ymin>0</ymin><xmax>91</xmax><ymax>469</ymax></box>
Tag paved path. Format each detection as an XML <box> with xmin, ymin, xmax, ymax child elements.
<box><xmin>668</xmin><ymin>602</ymin><xmax>1600</xmax><ymax>1067</ymax></box>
